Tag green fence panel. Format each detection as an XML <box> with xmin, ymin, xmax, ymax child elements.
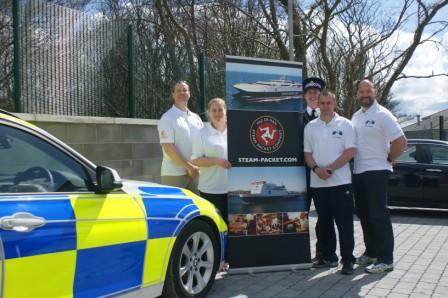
<box><xmin>3</xmin><ymin>0</ymin><xmax>222</xmax><ymax>119</ymax></box>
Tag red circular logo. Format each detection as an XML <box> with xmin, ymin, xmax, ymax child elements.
<box><xmin>250</xmin><ymin>116</ymin><xmax>284</xmax><ymax>153</ymax></box>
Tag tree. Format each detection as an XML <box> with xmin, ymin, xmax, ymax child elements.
<box><xmin>1</xmin><ymin>0</ymin><xmax>447</xmax><ymax>118</ymax></box>
<box><xmin>228</xmin><ymin>0</ymin><xmax>447</xmax><ymax>116</ymax></box>
<box><xmin>297</xmin><ymin>0</ymin><xmax>448</xmax><ymax>116</ymax></box>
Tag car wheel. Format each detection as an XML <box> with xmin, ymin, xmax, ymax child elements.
<box><xmin>162</xmin><ymin>219</ymin><xmax>219</xmax><ymax>298</ymax></box>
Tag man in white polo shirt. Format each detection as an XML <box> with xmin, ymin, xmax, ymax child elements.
<box><xmin>158</xmin><ymin>81</ymin><xmax>204</xmax><ymax>193</ymax></box>
<box><xmin>352</xmin><ymin>79</ymin><xmax>407</xmax><ymax>274</ymax></box>
<box><xmin>304</xmin><ymin>90</ymin><xmax>356</xmax><ymax>275</ymax></box>
<box><xmin>302</xmin><ymin>77</ymin><xmax>335</xmax><ymax>264</ymax></box>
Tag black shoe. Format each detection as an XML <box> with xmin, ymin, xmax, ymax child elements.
<box><xmin>311</xmin><ymin>256</ymin><xmax>320</xmax><ymax>263</ymax></box>
<box><xmin>340</xmin><ymin>261</ymin><xmax>354</xmax><ymax>275</ymax></box>
<box><xmin>312</xmin><ymin>258</ymin><xmax>339</xmax><ymax>268</ymax></box>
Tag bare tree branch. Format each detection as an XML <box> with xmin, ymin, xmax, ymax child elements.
<box><xmin>397</xmin><ymin>73</ymin><xmax>448</xmax><ymax>80</ymax></box>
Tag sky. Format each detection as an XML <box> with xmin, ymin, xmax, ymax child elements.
<box><xmin>82</xmin><ymin>0</ymin><xmax>448</xmax><ymax>123</ymax></box>
<box><xmin>226</xmin><ymin>2</ymin><xmax>448</xmax><ymax>123</ymax></box>
<box><xmin>355</xmin><ymin>0</ymin><xmax>448</xmax><ymax>123</ymax></box>
<box><xmin>298</xmin><ymin>0</ymin><xmax>448</xmax><ymax>123</ymax></box>
<box><xmin>392</xmin><ymin>30</ymin><xmax>448</xmax><ymax>121</ymax></box>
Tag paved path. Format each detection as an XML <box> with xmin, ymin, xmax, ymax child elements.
<box><xmin>209</xmin><ymin>209</ymin><xmax>448</xmax><ymax>297</ymax></box>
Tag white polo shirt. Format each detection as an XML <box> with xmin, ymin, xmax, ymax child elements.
<box><xmin>158</xmin><ymin>105</ymin><xmax>203</xmax><ymax>176</ymax></box>
<box><xmin>191</xmin><ymin>123</ymin><xmax>228</xmax><ymax>194</ymax></box>
<box><xmin>352</xmin><ymin>101</ymin><xmax>404</xmax><ymax>174</ymax></box>
<box><xmin>304</xmin><ymin>114</ymin><xmax>356</xmax><ymax>188</ymax></box>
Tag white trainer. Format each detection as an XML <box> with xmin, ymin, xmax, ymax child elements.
<box><xmin>365</xmin><ymin>262</ymin><xmax>394</xmax><ymax>274</ymax></box>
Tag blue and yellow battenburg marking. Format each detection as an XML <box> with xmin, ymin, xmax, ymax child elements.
<box><xmin>0</xmin><ymin>186</ymin><xmax>227</xmax><ymax>298</ymax></box>
<box><xmin>137</xmin><ymin>186</ymin><xmax>227</xmax><ymax>285</ymax></box>
<box><xmin>0</xmin><ymin>195</ymin><xmax>78</xmax><ymax>298</ymax></box>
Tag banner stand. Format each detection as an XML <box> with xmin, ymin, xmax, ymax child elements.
<box><xmin>225</xmin><ymin>55</ymin><xmax>310</xmax><ymax>272</ymax></box>
<box><xmin>228</xmin><ymin>263</ymin><xmax>312</xmax><ymax>275</ymax></box>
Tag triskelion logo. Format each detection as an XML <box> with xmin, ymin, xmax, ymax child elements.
<box><xmin>250</xmin><ymin>116</ymin><xmax>285</xmax><ymax>153</ymax></box>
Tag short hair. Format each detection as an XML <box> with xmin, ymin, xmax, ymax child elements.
<box><xmin>170</xmin><ymin>80</ymin><xmax>189</xmax><ymax>94</ymax></box>
<box><xmin>318</xmin><ymin>90</ymin><xmax>336</xmax><ymax>101</ymax></box>
<box><xmin>207</xmin><ymin>97</ymin><xmax>226</xmax><ymax>111</ymax></box>
<box><xmin>357</xmin><ymin>79</ymin><xmax>375</xmax><ymax>90</ymax></box>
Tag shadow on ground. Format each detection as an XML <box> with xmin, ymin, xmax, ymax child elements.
<box><xmin>210</xmin><ymin>265</ymin><xmax>388</xmax><ymax>297</ymax></box>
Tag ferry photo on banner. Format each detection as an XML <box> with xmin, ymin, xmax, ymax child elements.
<box><xmin>226</xmin><ymin>56</ymin><xmax>303</xmax><ymax>111</ymax></box>
<box><xmin>225</xmin><ymin>56</ymin><xmax>311</xmax><ymax>273</ymax></box>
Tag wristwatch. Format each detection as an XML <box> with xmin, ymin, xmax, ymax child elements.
<box><xmin>312</xmin><ymin>165</ymin><xmax>318</xmax><ymax>172</ymax></box>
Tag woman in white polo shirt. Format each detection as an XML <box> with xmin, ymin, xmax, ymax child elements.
<box><xmin>192</xmin><ymin>98</ymin><xmax>231</xmax><ymax>220</ymax></box>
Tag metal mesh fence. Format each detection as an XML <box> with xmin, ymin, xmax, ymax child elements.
<box><xmin>19</xmin><ymin>0</ymin><xmax>128</xmax><ymax>116</ymax></box>
<box><xmin>0</xmin><ymin>0</ymin><xmax>13</xmax><ymax>111</ymax></box>
<box><xmin>1</xmin><ymin>0</ymin><xmax>207</xmax><ymax>118</ymax></box>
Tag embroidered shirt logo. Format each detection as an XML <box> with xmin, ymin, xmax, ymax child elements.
<box><xmin>365</xmin><ymin>120</ymin><xmax>376</xmax><ymax>127</ymax></box>
<box><xmin>332</xmin><ymin>129</ymin><xmax>343</xmax><ymax>137</ymax></box>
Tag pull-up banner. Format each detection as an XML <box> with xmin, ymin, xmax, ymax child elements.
<box><xmin>226</xmin><ymin>56</ymin><xmax>311</xmax><ymax>273</ymax></box>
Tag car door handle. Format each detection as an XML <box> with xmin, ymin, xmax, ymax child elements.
<box><xmin>0</xmin><ymin>212</ymin><xmax>46</xmax><ymax>232</ymax></box>
<box><xmin>425</xmin><ymin>169</ymin><xmax>442</xmax><ymax>173</ymax></box>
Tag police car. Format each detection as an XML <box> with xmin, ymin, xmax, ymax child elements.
<box><xmin>0</xmin><ymin>110</ymin><xmax>227</xmax><ymax>297</ymax></box>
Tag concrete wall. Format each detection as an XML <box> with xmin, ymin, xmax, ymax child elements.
<box><xmin>17</xmin><ymin>113</ymin><xmax>163</xmax><ymax>183</ymax></box>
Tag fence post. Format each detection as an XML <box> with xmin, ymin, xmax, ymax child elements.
<box><xmin>199</xmin><ymin>52</ymin><xmax>206</xmax><ymax>120</ymax></box>
<box><xmin>440</xmin><ymin>116</ymin><xmax>445</xmax><ymax>141</ymax></box>
<box><xmin>127</xmin><ymin>25</ymin><xmax>135</xmax><ymax>118</ymax></box>
<box><xmin>12</xmin><ymin>0</ymin><xmax>22</xmax><ymax>113</ymax></box>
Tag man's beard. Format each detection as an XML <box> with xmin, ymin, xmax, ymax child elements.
<box><xmin>360</xmin><ymin>96</ymin><xmax>374</xmax><ymax>108</ymax></box>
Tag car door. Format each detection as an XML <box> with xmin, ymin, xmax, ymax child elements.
<box><xmin>389</xmin><ymin>143</ymin><xmax>424</xmax><ymax>207</ymax></box>
<box><xmin>0</xmin><ymin>121</ymin><xmax>146</xmax><ymax>297</ymax></box>
<box><xmin>419</xmin><ymin>143</ymin><xmax>448</xmax><ymax>208</ymax></box>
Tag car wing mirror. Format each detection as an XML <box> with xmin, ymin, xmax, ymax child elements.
<box><xmin>95</xmin><ymin>166</ymin><xmax>123</xmax><ymax>194</ymax></box>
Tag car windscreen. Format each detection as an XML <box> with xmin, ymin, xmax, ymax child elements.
<box><xmin>0</xmin><ymin>124</ymin><xmax>91</xmax><ymax>193</ymax></box>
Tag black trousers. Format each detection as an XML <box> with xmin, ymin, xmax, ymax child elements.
<box><xmin>306</xmin><ymin>167</ymin><xmax>336</xmax><ymax>258</ymax></box>
<box><xmin>199</xmin><ymin>191</ymin><xmax>228</xmax><ymax>223</ymax></box>
<box><xmin>311</xmin><ymin>184</ymin><xmax>355</xmax><ymax>262</ymax></box>
<box><xmin>305</xmin><ymin>167</ymin><xmax>313</xmax><ymax>210</ymax></box>
<box><xmin>353</xmin><ymin>170</ymin><xmax>394</xmax><ymax>264</ymax></box>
